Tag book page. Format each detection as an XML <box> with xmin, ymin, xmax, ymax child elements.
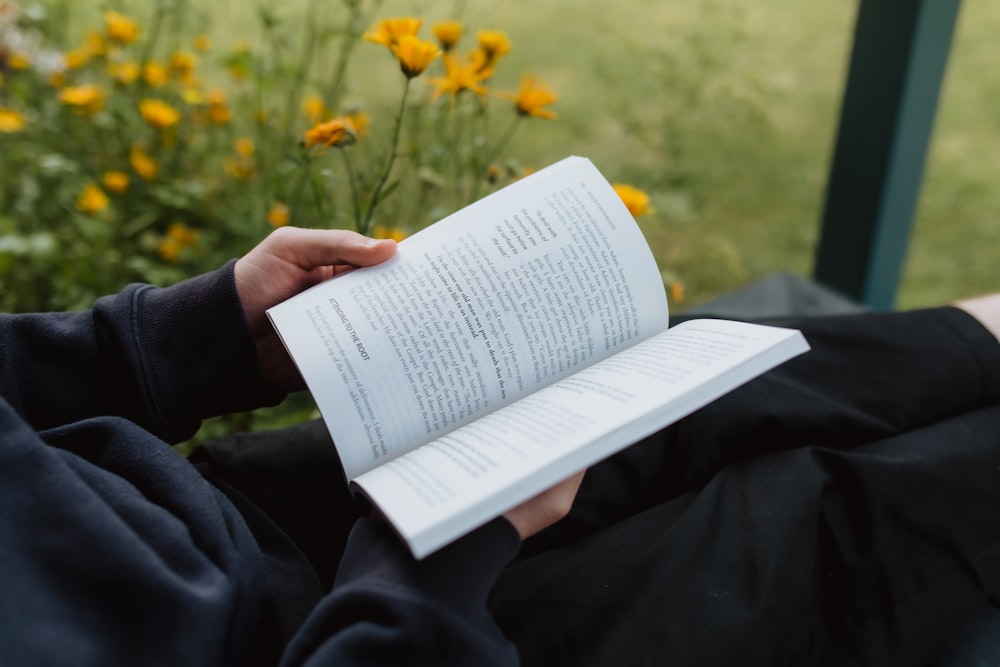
<box><xmin>353</xmin><ymin>318</ymin><xmax>810</xmax><ymax>558</ymax></box>
<box><xmin>267</xmin><ymin>157</ymin><xmax>669</xmax><ymax>478</ymax></box>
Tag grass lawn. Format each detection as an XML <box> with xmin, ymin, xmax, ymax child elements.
<box><xmin>903</xmin><ymin>0</ymin><xmax>1000</xmax><ymax>308</ymax></box>
<box><xmin>51</xmin><ymin>0</ymin><xmax>1000</xmax><ymax>309</ymax></box>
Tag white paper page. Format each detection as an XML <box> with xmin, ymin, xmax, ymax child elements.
<box><xmin>267</xmin><ymin>157</ymin><xmax>669</xmax><ymax>479</ymax></box>
<box><xmin>353</xmin><ymin>319</ymin><xmax>810</xmax><ymax>558</ymax></box>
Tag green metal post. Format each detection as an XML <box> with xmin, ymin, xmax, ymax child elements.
<box><xmin>812</xmin><ymin>0</ymin><xmax>962</xmax><ymax>309</ymax></box>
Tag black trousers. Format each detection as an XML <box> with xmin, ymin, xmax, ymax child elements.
<box><xmin>200</xmin><ymin>306</ymin><xmax>1000</xmax><ymax>666</ymax></box>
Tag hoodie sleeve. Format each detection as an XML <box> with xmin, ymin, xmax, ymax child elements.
<box><xmin>0</xmin><ymin>261</ymin><xmax>284</xmax><ymax>443</ymax></box>
<box><xmin>281</xmin><ymin>517</ymin><xmax>522</xmax><ymax>667</ymax></box>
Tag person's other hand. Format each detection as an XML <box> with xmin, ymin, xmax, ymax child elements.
<box><xmin>503</xmin><ymin>470</ymin><xmax>586</xmax><ymax>540</ymax></box>
<box><xmin>234</xmin><ymin>227</ymin><xmax>397</xmax><ymax>390</ymax></box>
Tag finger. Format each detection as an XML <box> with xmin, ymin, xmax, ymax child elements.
<box><xmin>552</xmin><ymin>470</ymin><xmax>586</xmax><ymax>506</ymax></box>
<box><xmin>505</xmin><ymin>469</ymin><xmax>586</xmax><ymax>540</ymax></box>
<box><xmin>268</xmin><ymin>227</ymin><xmax>398</xmax><ymax>271</ymax></box>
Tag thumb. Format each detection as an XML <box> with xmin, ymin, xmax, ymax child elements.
<box><xmin>267</xmin><ymin>227</ymin><xmax>398</xmax><ymax>271</ymax></box>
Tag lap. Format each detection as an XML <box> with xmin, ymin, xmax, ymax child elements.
<box><xmin>194</xmin><ymin>304</ymin><xmax>1000</xmax><ymax>663</ymax></box>
<box><xmin>192</xmin><ymin>419</ymin><xmax>360</xmax><ymax>588</ymax></box>
<box><xmin>492</xmin><ymin>404</ymin><xmax>1000</xmax><ymax>666</ymax></box>
<box><xmin>528</xmin><ymin>305</ymin><xmax>1000</xmax><ymax>550</ymax></box>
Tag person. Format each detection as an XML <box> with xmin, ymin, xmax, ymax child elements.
<box><xmin>1</xmin><ymin>226</ymin><xmax>998</xmax><ymax>666</ymax></box>
<box><xmin>0</xmin><ymin>227</ymin><xmax>580</xmax><ymax>667</ymax></box>
<box><xmin>489</xmin><ymin>292</ymin><xmax>1000</xmax><ymax>667</ymax></box>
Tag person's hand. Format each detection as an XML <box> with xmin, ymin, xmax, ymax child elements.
<box><xmin>503</xmin><ymin>470</ymin><xmax>586</xmax><ymax>540</ymax></box>
<box><xmin>234</xmin><ymin>226</ymin><xmax>397</xmax><ymax>391</ymax></box>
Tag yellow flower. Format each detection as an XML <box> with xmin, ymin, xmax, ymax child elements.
<box><xmin>503</xmin><ymin>74</ymin><xmax>557</xmax><ymax>119</ymax></box>
<box><xmin>302</xmin><ymin>94</ymin><xmax>326</xmax><ymax>123</ymax></box>
<box><xmin>267</xmin><ymin>202</ymin><xmax>290</xmax><ymax>228</ymax></box>
<box><xmin>102</xmin><ymin>170</ymin><xmax>130</xmax><ymax>194</ymax></box>
<box><xmin>346</xmin><ymin>111</ymin><xmax>370</xmax><ymax>136</ymax></box>
<box><xmin>193</xmin><ymin>34</ymin><xmax>211</xmax><ymax>52</ymax></box>
<box><xmin>129</xmin><ymin>144</ymin><xmax>158</xmax><ymax>181</ymax></box>
<box><xmin>105</xmin><ymin>11</ymin><xmax>139</xmax><ymax>44</ymax></box>
<box><xmin>469</xmin><ymin>49</ymin><xmax>498</xmax><ymax>78</ymax></box>
<box><xmin>159</xmin><ymin>222</ymin><xmax>199</xmax><ymax>263</ymax></box>
<box><xmin>477</xmin><ymin>30</ymin><xmax>511</xmax><ymax>64</ymax></box>
<box><xmin>58</xmin><ymin>84</ymin><xmax>105</xmax><ymax>114</ymax></box>
<box><xmin>208</xmin><ymin>105</ymin><xmax>232</xmax><ymax>124</ymax></box>
<box><xmin>303</xmin><ymin>118</ymin><xmax>356</xmax><ymax>149</ymax></box>
<box><xmin>169</xmin><ymin>51</ymin><xmax>198</xmax><ymax>83</ymax></box>
<box><xmin>181</xmin><ymin>86</ymin><xmax>204</xmax><ymax>105</ymax></box>
<box><xmin>467</xmin><ymin>31</ymin><xmax>511</xmax><ymax>80</ymax></box>
<box><xmin>205</xmin><ymin>90</ymin><xmax>231</xmax><ymax>124</ymax></box>
<box><xmin>392</xmin><ymin>35</ymin><xmax>441</xmax><ymax>79</ymax></box>
<box><xmin>613</xmin><ymin>183</ymin><xmax>654</xmax><ymax>217</ymax></box>
<box><xmin>143</xmin><ymin>61</ymin><xmax>169</xmax><ymax>88</ymax></box>
<box><xmin>167</xmin><ymin>221</ymin><xmax>199</xmax><ymax>246</ymax></box>
<box><xmin>234</xmin><ymin>137</ymin><xmax>255</xmax><ymax>157</ymax></box>
<box><xmin>83</xmin><ymin>30</ymin><xmax>107</xmax><ymax>58</ymax></box>
<box><xmin>63</xmin><ymin>49</ymin><xmax>90</xmax><ymax>70</ymax></box>
<box><xmin>224</xmin><ymin>155</ymin><xmax>254</xmax><ymax>179</ymax></box>
<box><xmin>139</xmin><ymin>98</ymin><xmax>181</xmax><ymax>130</ymax></box>
<box><xmin>76</xmin><ymin>183</ymin><xmax>110</xmax><ymax>215</ymax></box>
<box><xmin>226</xmin><ymin>44</ymin><xmax>251</xmax><ymax>81</ymax></box>
<box><xmin>429</xmin><ymin>53</ymin><xmax>489</xmax><ymax>99</ymax></box>
<box><xmin>159</xmin><ymin>240</ymin><xmax>181</xmax><ymax>263</ymax></box>
<box><xmin>372</xmin><ymin>224</ymin><xmax>408</xmax><ymax>242</ymax></box>
<box><xmin>432</xmin><ymin>21</ymin><xmax>463</xmax><ymax>52</ymax></box>
<box><xmin>669</xmin><ymin>281</ymin><xmax>685</xmax><ymax>305</ymax></box>
<box><xmin>364</xmin><ymin>17</ymin><xmax>422</xmax><ymax>49</ymax></box>
<box><xmin>8</xmin><ymin>51</ymin><xmax>30</xmax><ymax>70</ymax></box>
<box><xmin>108</xmin><ymin>61</ymin><xmax>139</xmax><ymax>85</ymax></box>
<box><xmin>0</xmin><ymin>107</ymin><xmax>26</xmax><ymax>132</ymax></box>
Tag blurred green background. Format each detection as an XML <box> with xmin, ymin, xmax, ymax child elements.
<box><xmin>10</xmin><ymin>0</ymin><xmax>1000</xmax><ymax>310</ymax></box>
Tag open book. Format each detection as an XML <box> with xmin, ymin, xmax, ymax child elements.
<box><xmin>267</xmin><ymin>156</ymin><xmax>810</xmax><ymax>558</ymax></box>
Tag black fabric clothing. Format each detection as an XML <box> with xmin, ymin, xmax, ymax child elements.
<box><xmin>0</xmin><ymin>263</ymin><xmax>520</xmax><ymax>667</ymax></box>
<box><xmin>198</xmin><ymin>307</ymin><xmax>1000</xmax><ymax>666</ymax></box>
<box><xmin>490</xmin><ymin>307</ymin><xmax>1000</xmax><ymax>666</ymax></box>
<box><xmin>3</xmin><ymin>259</ymin><xmax>1000</xmax><ymax>667</ymax></box>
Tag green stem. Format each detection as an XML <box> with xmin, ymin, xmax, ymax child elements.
<box><xmin>164</xmin><ymin>128</ymin><xmax>185</xmax><ymax>183</ymax></box>
<box><xmin>340</xmin><ymin>148</ymin><xmax>364</xmax><ymax>232</ymax></box>
<box><xmin>412</xmin><ymin>180</ymin><xmax>433</xmax><ymax>229</ymax></box>
<box><xmin>255</xmin><ymin>15</ymin><xmax>284</xmax><ymax>225</ymax></box>
<box><xmin>289</xmin><ymin>151</ymin><xmax>313</xmax><ymax>223</ymax></box>
<box><xmin>164</xmin><ymin>0</ymin><xmax>189</xmax><ymax>58</ymax></box>
<box><xmin>310</xmin><ymin>162</ymin><xmax>329</xmax><ymax>222</ymax></box>
<box><xmin>326</xmin><ymin>0</ymin><xmax>376</xmax><ymax>110</ymax></box>
<box><xmin>135</xmin><ymin>0</ymin><xmax>170</xmax><ymax>100</ymax></box>
<box><xmin>361</xmin><ymin>77</ymin><xmax>411</xmax><ymax>235</ymax></box>
<box><xmin>470</xmin><ymin>115</ymin><xmax>522</xmax><ymax>202</ymax></box>
<box><xmin>282</xmin><ymin>0</ymin><xmax>322</xmax><ymax>136</ymax></box>
<box><xmin>450</xmin><ymin>94</ymin><xmax>464</xmax><ymax>210</ymax></box>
